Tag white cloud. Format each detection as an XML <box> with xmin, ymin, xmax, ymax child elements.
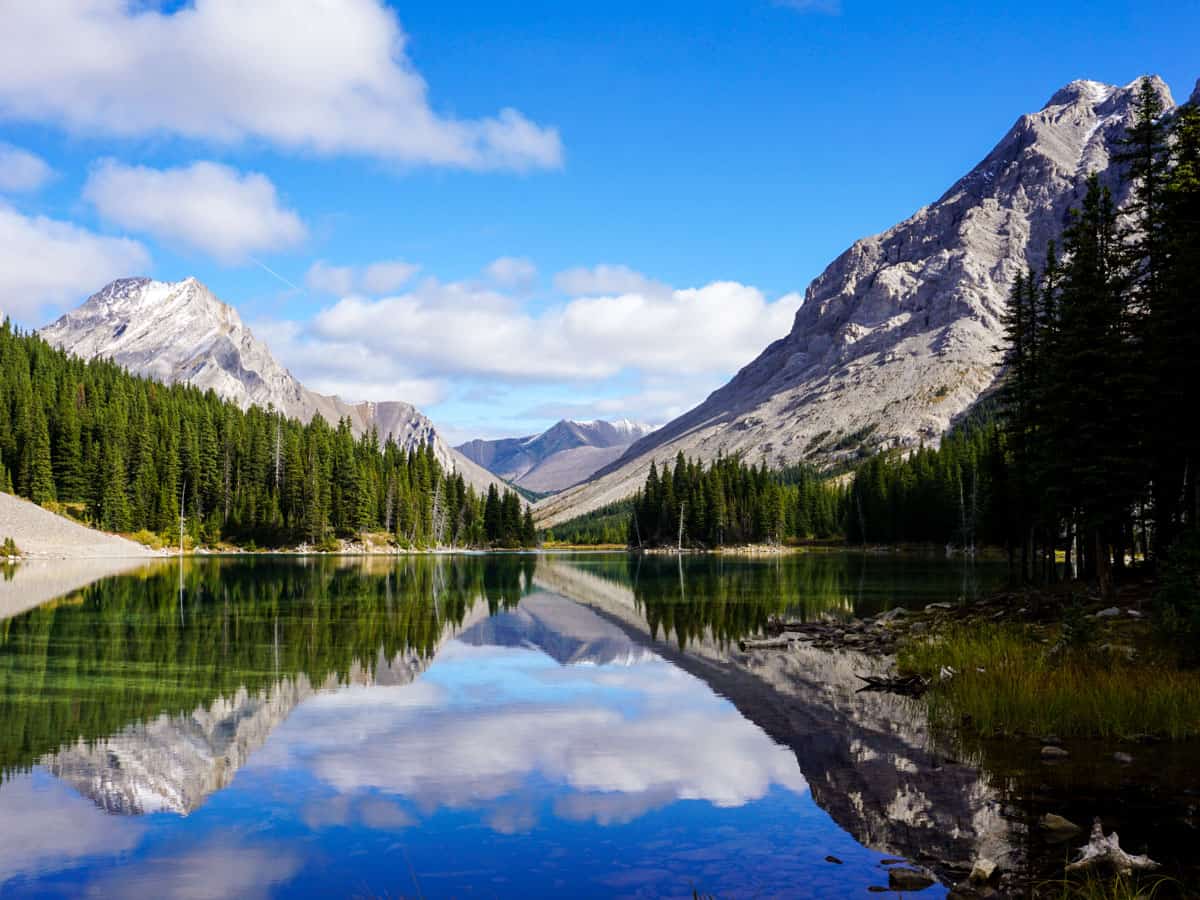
<box><xmin>554</xmin><ymin>263</ymin><xmax>670</xmax><ymax>298</ymax></box>
<box><xmin>84</xmin><ymin>160</ymin><xmax>305</xmax><ymax>263</ymax></box>
<box><xmin>304</xmin><ymin>261</ymin><xmax>356</xmax><ymax>296</ymax></box>
<box><xmin>0</xmin><ymin>0</ymin><xmax>561</xmax><ymax>171</ymax></box>
<box><xmin>305</xmin><ymin>274</ymin><xmax>800</xmax><ymax>381</ymax></box>
<box><xmin>257</xmin><ymin>264</ymin><xmax>799</xmax><ymax>423</ymax></box>
<box><xmin>306</xmin><ymin>259</ymin><xmax>420</xmax><ymax>296</ymax></box>
<box><xmin>0</xmin><ymin>143</ymin><xmax>53</xmax><ymax>192</ymax></box>
<box><xmin>249</xmin><ymin>316</ymin><xmax>446</xmax><ymax>407</ymax></box>
<box><xmin>362</xmin><ymin>260</ymin><xmax>421</xmax><ymax>294</ymax></box>
<box><xmin>0</xmin><ymin>202</ymin><xmax>150</xmax><ymax>323</ymax></box>
<box><xmin>485</xmin><ymin>256</ymin><xmax>537</xmax><ymax>290</ymax></box>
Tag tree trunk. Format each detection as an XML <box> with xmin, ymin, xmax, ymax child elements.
<box><xmin>1094</xmin><ymin>527</ymin><xmax>1114</xmax><ymax>601</ymax></box>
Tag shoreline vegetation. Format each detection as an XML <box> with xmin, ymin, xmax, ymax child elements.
<box><xmin>0</xmin><ymin>322</ymin><xmax>539</xmax><ymax>554</ymax></box>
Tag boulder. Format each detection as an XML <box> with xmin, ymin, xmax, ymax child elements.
<box><xmin>969</xmin><ymin>858</ymin><xmax>997</xmax><ymax>883</ymax></box>
<box><xmin>1040</xmin><ymin>813</ymin><xmax>1083</xmax><ymax>837</ymax></box>
<box><xmin>889</xmin><ymin>867</ymin><xmax>936</xmax><ymax>891</ymax></box>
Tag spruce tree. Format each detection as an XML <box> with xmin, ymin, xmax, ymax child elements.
<box><xmin>28</xmin><ymin>403</ymin><xmax>56</xmax><ymax>505</ymax></box>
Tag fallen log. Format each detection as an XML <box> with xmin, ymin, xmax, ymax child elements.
<box><xmin>739</xmin><ymin>636</ymin><xmax>801</xmax><ymax>651</ymax></box>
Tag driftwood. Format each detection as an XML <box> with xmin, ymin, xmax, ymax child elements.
<box><xmin>739</xmin><ymin>636</ymin><xmax>800</xmax><ymax>651</ymax></box>
<box><xmin>854</xmin><ymin>672</ymin><xmax>929</xmax><ymax>696</ymax></box>
<box><xmin>1064</xmin><ymin>818</ymin><xmax>1160</xmax><ymax>877</ymax></box>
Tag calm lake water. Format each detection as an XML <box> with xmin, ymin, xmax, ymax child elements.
<box><xmin>4</xmin><ymin>550</ymin><xmax>1175</xmax><ymax>898</ymax></box>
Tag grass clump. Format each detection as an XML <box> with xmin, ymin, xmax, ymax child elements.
<box><xmin>898</xmin><ymin>624</ymin><xmax>1200</xmax><ymax>740</ymax></box>
<box><xmin>1037</xmin><ymin>873</ymin><xmax>1178</xmax><ymax>899</ymax></box>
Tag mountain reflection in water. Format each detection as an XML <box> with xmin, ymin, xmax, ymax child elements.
<box><xmin>0</xmin><ymin>553</ymin><xmax>1010</xmax><ymax>897</ymax></box>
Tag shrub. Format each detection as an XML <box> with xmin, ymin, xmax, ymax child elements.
<box><xmin>899</xmin><ymin>624</ymin><xmax>1200</xmax><ymax>740</ymax></box>
<box><xmin>1</xmin><ymin>536</ymin><xmax>18</xmax><ymax>558</ymax></box>
<box><xmin>128</xmin><ymin>529</ymin><xmax>165</xmax><ymax>550</ymax></box>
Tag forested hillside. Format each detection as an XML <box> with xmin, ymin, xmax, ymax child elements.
<box><xmin>851</xmin><ymin>80</ymin><xmax>1199</xmax><ymax>586</ymax></box>
<box><xmin>628</xmin><ymin>454</ymin><xmax>844</xmax><ymax>548</ymax></box>
<box><xmin>620</xmin><ymin>80</ymin><xmax>1199</xmax><ymax>573</ymax></box>
<box><xmin>0</xmin><ymin>325</ymin><xmax>534</xmax><ymax>549</ymax></box>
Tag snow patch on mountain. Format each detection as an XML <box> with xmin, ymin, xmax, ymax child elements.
<box><xmin>39</xmin><ymin>277</ymin><xmax>504</xmax><ymax>493</ymax></box>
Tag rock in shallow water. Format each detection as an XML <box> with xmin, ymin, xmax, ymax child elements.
<box><xmin>968</xmin><ymin>858</ymin><xmax>997</xmax><ymax>883</ymax></box>
<box><xmin>1040</xmin><ymin>812</ymin><xmax>1083</xmax><ymax>836</ymax></box>
<box><xmin>888</xmin><ymin>867</ymin><xmax>936</xmax><ymax>891</ymax></box>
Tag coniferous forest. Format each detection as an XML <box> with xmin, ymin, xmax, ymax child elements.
<box><xmin>2</xmin><ymin>81</ymin><xmax>1196</xmax><ymax>576</ymax></box>
<box><xmin>844</xmin><ymin>80</ymin><xmax>1199</xmax><ymax>590</ymax></box>
<box><xmin>628</xmin><ymin>80</ymin><xmax>1199</xmax><ymax>584</ymax></box>
<box><xmin>0</xmin><ymin>324</ymin><xmax>535</xmax><ymax>549</ymax></box>
<box><xmin>628</xmin><ymin>453</ymin><xmax>844</xmax><ymax>548</ymax></box>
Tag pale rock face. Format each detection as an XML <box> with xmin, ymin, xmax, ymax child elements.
<box><xmin>39</xmin><ymin>277</ymin><xmax>504</xmax><ymax>493</ymax></box>
<box><xmin>537</xmin><ymin>76</ymin><xmax>1177</xmax><ymax>526</ymax></box>
<box><xmin>457</xmin><ymin>418</ymin><xmax>656</xmax><ymax>494</ymax></box>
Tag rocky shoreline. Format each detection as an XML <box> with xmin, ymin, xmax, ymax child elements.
<box><xmin>739</xmin><ymin>586</ymin><xmax>1185</xmax><ymax>898</ymax></box>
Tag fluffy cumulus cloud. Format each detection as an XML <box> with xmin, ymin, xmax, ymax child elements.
<box><xmin>83</xmin><ymin>160</ymin><xmax>305</xmax><ymax>263</ymax></box>
<box><xmin>0</xmin><ymin>0</ymin><xmax>561</xmax><ymax>171</ymax></box>
<box><xmin>0</xmin><ymin>143</ymin><xmax>54</xmax><ymax>192</ymax></box>
<box><xmin>305</xmin><ymin>259</ymin><xmax>420</xmax><ymax>297</ymax></box>
<box><xmin>304</xmin><ymin>271</ymin><xmax>799</xmax><ymax>381</ymax></box>
<box><xmin>249</xmin><ymin>317</ymin><xmax>446</xmax><ymax>408</ymax></box>
<box><xmin>0</xmin><ymin>203</ymin><xmax>150</xmax><ymax>322</ymax></box>
<box><xmin>260</xmin><ymin>263</ymin><xmax>799</xmax><ymax>423</ymax></box>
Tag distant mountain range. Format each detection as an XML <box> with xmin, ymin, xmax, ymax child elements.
<box><xmin>536</xmin><ymin>75</ymin><xmax>1196</xmax><ymax>526</ymax></box>
<box><xmin>39</xmin><ymin>276</ymin><xmax>505</xmax><ymax>494</ymax></box>
<box><xmin>456</xmin><ymin>419</ymin><xmax>654</xmax><ymax>494</ymax></box>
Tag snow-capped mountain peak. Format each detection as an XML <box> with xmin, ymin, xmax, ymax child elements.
<box><xmin>40</xmin><ymin>277</ymin><xmax>504</xmax><ymax>493</ymax></box>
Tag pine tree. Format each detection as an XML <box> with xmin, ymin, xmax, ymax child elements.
<box><xmin>28</xmin><ymin>402</ymin><xmax>56</xmax><ymax>505</ymax></box>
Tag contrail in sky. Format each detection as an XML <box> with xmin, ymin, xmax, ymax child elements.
<box><xmin>249</xmin><ymin>256</ymin><xmax>305</xmax><ymax>294</ymax></box>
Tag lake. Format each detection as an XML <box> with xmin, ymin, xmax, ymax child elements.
<box><xmin>0</xmin><ymin>552</ymin><xmax>1187</xmax><ymax>897</ymax></box>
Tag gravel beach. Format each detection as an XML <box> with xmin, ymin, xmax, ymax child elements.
<box><xmin>0</xmin><ymin>492</ymin><xmax>159</xmax><ymax>560</ymax></box>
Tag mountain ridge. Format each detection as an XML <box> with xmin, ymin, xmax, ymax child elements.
<box><xmin>457</xmin><ymin>418</ymin><xmax>655</xmax><ymax>493</ymax></box>
<box><xmin>536</xmin><ymin>75</ymin><xmax>1178</xmax><ymax>526</ymax></box>
<box><xmin>39</xmin><ymin>276</ymin><xmax>505</xmax><ymax>494</ymax></box>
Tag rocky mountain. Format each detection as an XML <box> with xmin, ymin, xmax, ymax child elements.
<box><xmin>40</xmin><ymin>277</ymin><xmax>503</xmax><ymax>493</ymax></box>
<box><xmin>537</xmin><ymin>75</ymin><xmax>1179</xmax><ymax>526</ymax></box>
<box><xmin>457</xmin><ymin>418</ymin><xmax>654</xmax><ymax>494</ymax></box>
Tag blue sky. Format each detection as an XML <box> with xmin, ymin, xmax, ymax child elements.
<box><xmin>0</xmin><ymin>1</ymin><xmax>1196</xmax><ymax>442</ymax></box>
